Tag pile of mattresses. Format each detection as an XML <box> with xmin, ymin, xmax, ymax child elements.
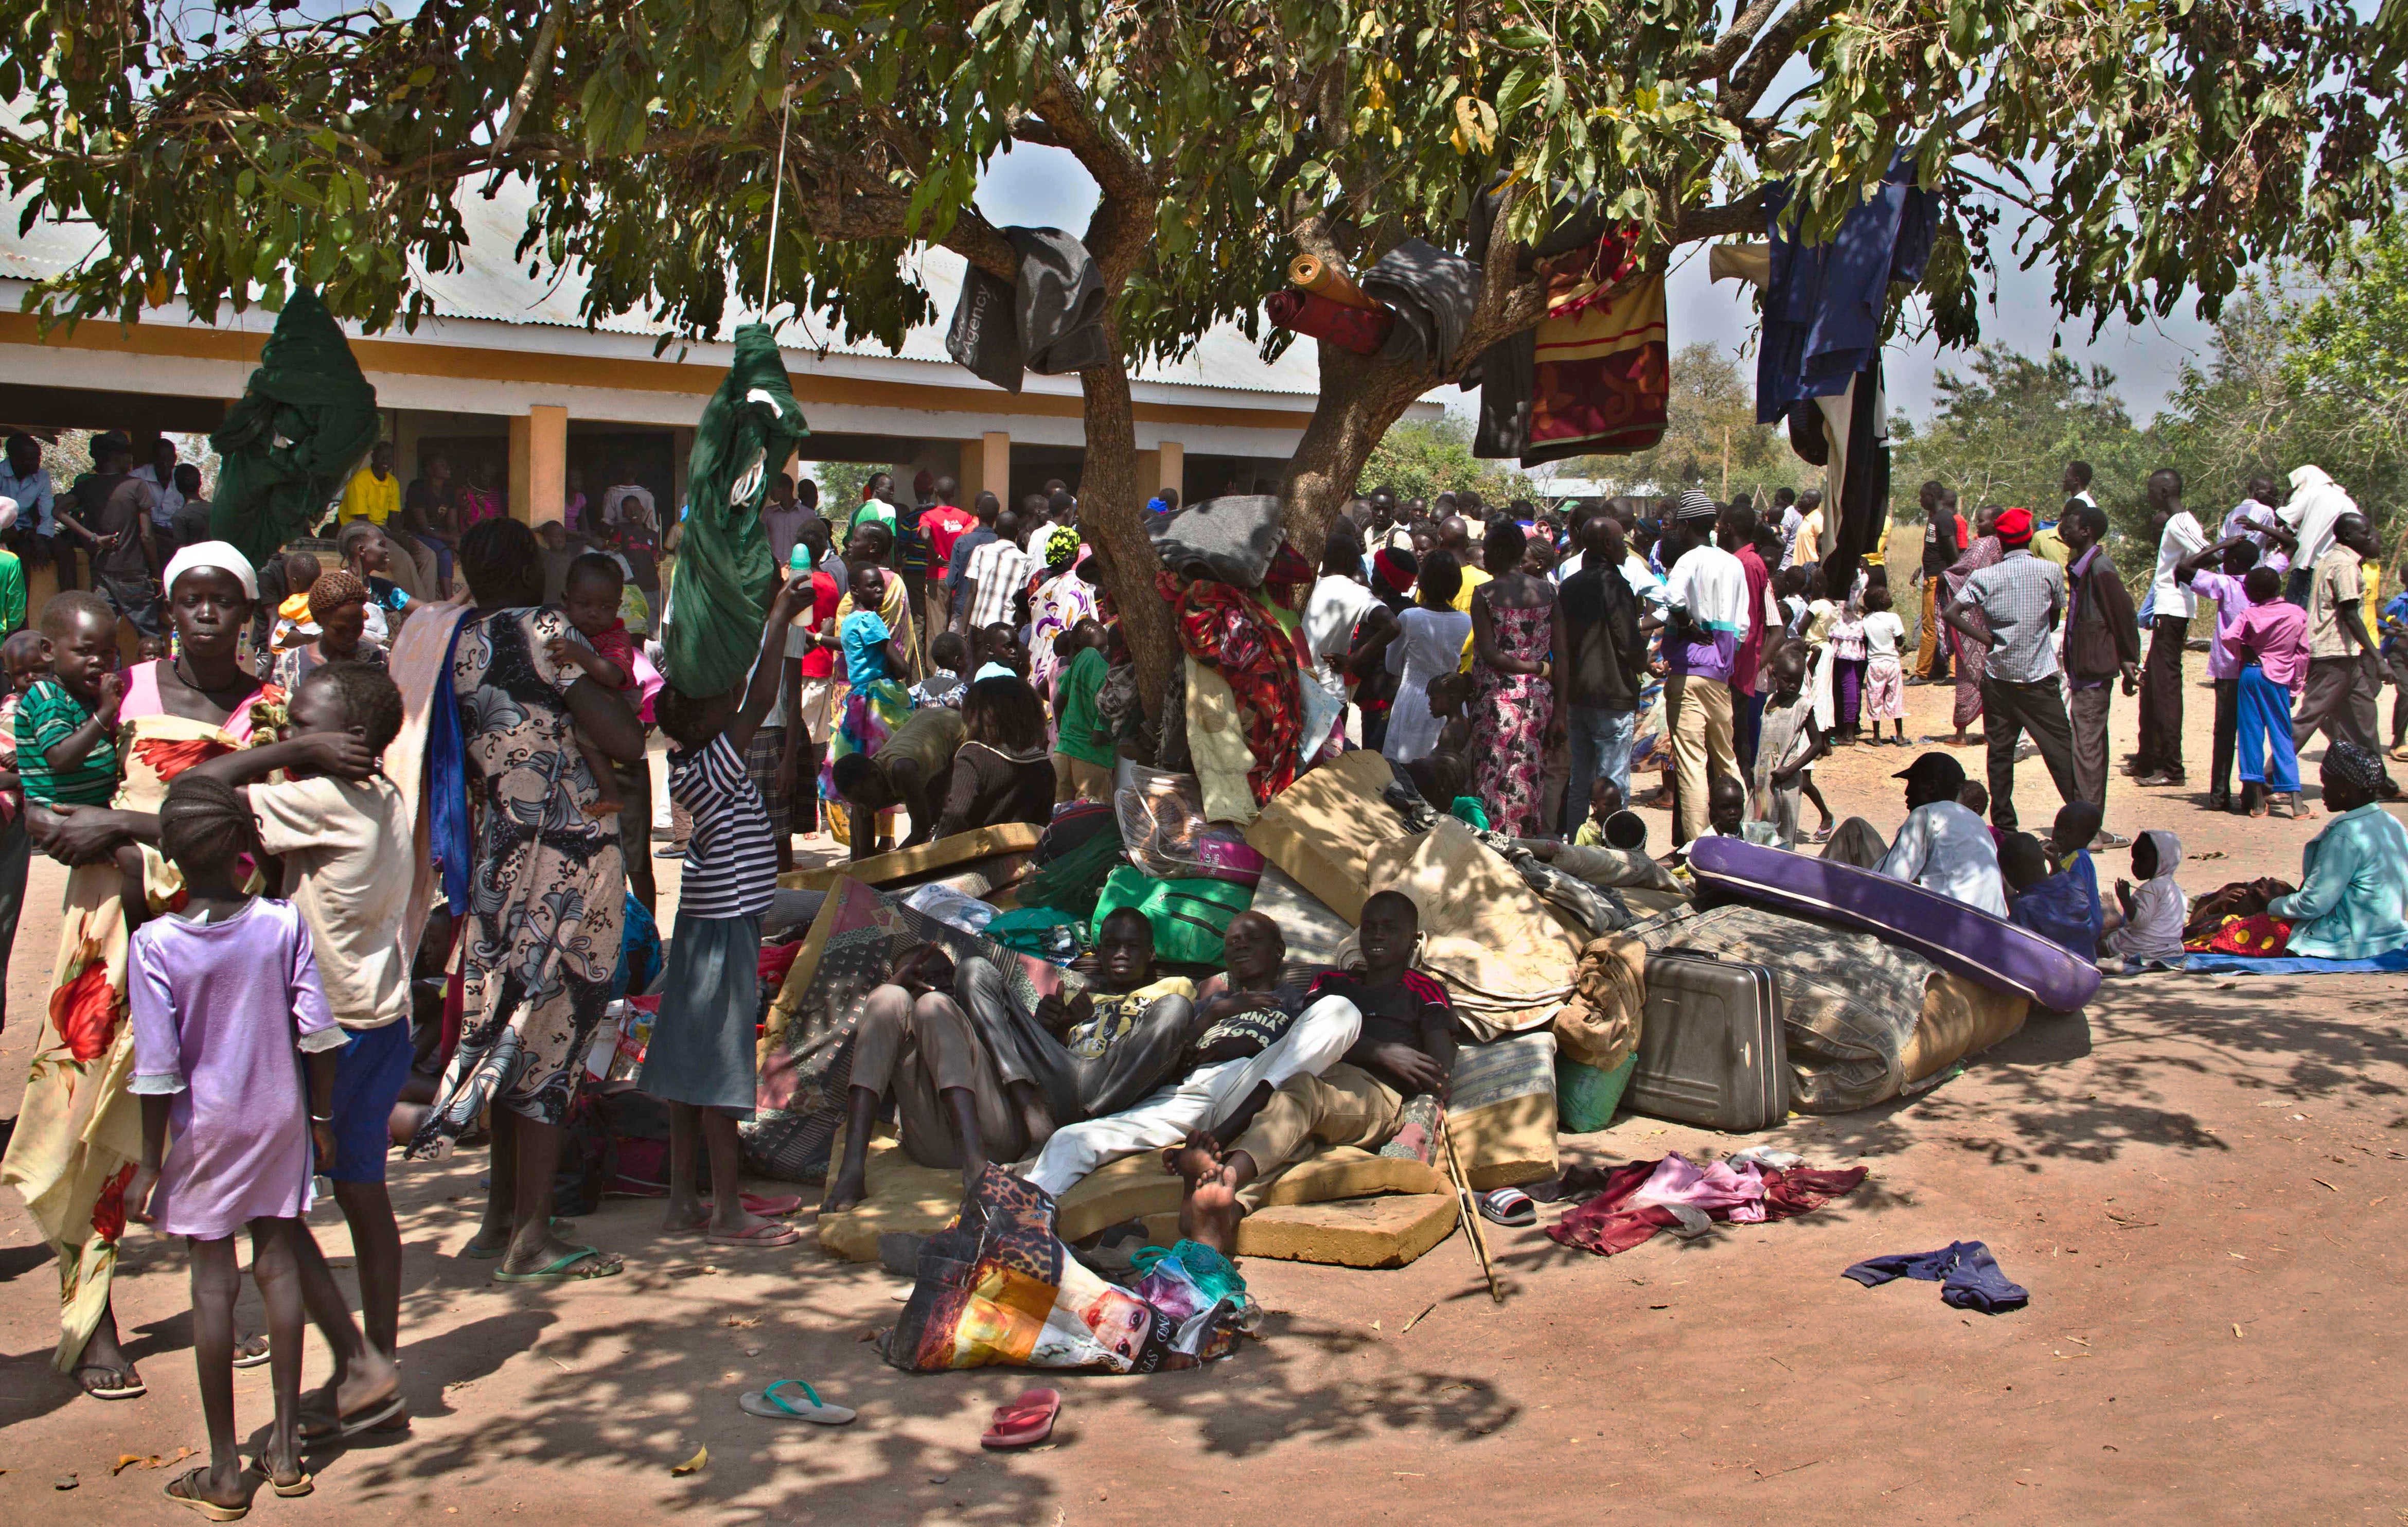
<box><xmin>1596</xmin><ymin>837</ymin><xmax>2099</xmax><ymax>1131</ymax></box>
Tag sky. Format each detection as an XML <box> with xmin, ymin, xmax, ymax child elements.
<box><xmin>975</xmin><ymin>143</ymin><xmax>2223</xmax><ymax>427</ymax></box>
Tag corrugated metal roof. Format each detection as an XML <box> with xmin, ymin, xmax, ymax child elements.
<box><xmin>7</xmin><ymin>182</ymin><xmax>1325</xmax><ymax>397</ymax></box>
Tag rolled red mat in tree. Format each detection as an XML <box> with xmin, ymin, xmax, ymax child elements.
<box><xmin>1266</xmin><ymin>287</ymin><xmax>1395</xmax><ymax>356</ymax></box>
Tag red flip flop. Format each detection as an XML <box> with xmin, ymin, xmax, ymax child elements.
<box><xmin>981</xmin><ymin>1388</ymin><xmax>1061</xmax><ymax>1450</ymax></box>
<box><xmin>739</xmin><ymin>1193</ymin><xmax>805</xmax><ymax>1218</ymax></box>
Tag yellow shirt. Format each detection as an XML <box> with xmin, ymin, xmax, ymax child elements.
<box><xmin>1450</xmin><ymin>563</ymin><xmax>1492</xmax><ymax>613</ymax></box>
<box><xmin>2030</xmin><ymin>525</ymin><xmax>2071</xmax><ymax>567</ymax></box>
<box><xmin>340</xmin><ymin>467</ymin><xmax>399</xmax><ymax>526</ymax></box>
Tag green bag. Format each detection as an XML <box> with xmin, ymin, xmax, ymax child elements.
<box><xmin>1556</xmin><ymin>1053</ymin><xmax>1636</xmax><ymax>1134</ymax></box>
<box><xmin>1092</xmin><ymin>865</ymin><xmax>1254</xmax><ymax>966</ymax></box>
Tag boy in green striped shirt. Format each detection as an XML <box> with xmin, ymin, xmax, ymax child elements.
<box><xmin>16</xmin><ymin>591</ymin><xmax>125</xmax><ymax>814</ymax></box>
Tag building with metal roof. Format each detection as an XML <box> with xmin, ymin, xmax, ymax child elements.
<box><xmin>1</xmin><ymin>183</ymin><xmax>1436</xmax><ymax>531</ymax></box>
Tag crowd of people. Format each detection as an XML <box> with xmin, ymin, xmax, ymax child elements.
<box><xmin>0</xmin><ymin>432</ymin><xmax>2404</xmax><ymax>1514</ymax></box>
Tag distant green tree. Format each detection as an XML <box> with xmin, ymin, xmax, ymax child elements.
<box><xmin>1894</xmin><ymin>347</ymin><xmax>2153</xmax><ymax>513</ymax></box>
<box><xmin>802</xmin><ymin>460</ymin><xmax>875</xmax><ymax>514</ymax></box>
<box><xmin>1361</xmin><ymin>417</ymin><xmax>1532</xmax><ymax>509</ymax></box>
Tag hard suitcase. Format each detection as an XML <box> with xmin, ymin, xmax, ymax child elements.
<box><xmin>1626</xmin><ymin>947</ymin><xmax>1788</xmax><ymax>1131</ymax></box>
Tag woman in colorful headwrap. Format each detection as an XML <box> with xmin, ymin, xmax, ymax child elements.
<box><xmin>2267</xmin><ymin>742</ymin><xmax>2408</xmax><ymax>959</ymax></box>
<box><xmin>271</xmin><ymin>567</ymin><xmax>386</xmax><ymax>694</ymax></box>
<box><xmin>1026</xmin><ymin>525</ymin><xmax>1099</xmax><ymax>700</ymax></box>
<box><xmin>1940</xmin><ymin>506</ymin><xmax>2004</xmax><ymax>745</ymax></box>
<box><xmin>4</xmin><ymin>541</ymin><xmax>284</xmax><ymax>1399</ymax></box>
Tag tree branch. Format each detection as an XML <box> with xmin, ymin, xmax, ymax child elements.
<box><xmin>490</xmin><ymin>0</ymin><xmax>564</xmax><ymax>158</ymax></box>
<box><xmin>1691</xmin><ymin>0</ymin><xmax>1792</xmax><ymax>84</ymax></box>
<box><xmin>1721</xmin><ymin>0</ymin><xmax>1838</xmax><ymax>119</ymax></box>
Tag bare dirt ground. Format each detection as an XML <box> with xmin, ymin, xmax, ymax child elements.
<box><xmin>4</xmin><ymin>650</ymin><xmax>2405</xmax><ymax>1524</ymax></box>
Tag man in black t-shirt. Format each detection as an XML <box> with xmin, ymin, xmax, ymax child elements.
<box><xmin>1168</xmin><ymin>891</ymin><xmax>1456</xmax><ymax>1255</ymax></box>
<box><xmin>1556</xmin><ymin>514</ymin><xmax>1648</xmax><ymax>837</ymax></box>
<box><xmin>1913</xmin><ymin>480</ymin><xmax>1962</xmax><ymax>684</ymax></box>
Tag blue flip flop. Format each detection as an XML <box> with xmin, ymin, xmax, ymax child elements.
<box><xmin>491</xmin><ymin>1246</ymin><xmax>622</xmax><ymax>1283</ymax></box>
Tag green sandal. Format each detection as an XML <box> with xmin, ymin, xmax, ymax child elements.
<box><xmin>491</xmin><ymin>1246</ymin><xmax>623</xmax><ymax>1284</ymax></box>
<box><xmin>461</xmin><ymin>1217</ymin><xmax>571</xmax><ymax>1260</ymax></box>
<box><xmin>738</xmin><ymin>1379</ymin><xmax>856</xmax><ymax>1425</ymax></box>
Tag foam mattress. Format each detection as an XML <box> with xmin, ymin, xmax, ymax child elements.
<box><xmin>1685</xmin><ymin>837</ymin><xmax>2101</xmax><ymax>1013</ymax></box>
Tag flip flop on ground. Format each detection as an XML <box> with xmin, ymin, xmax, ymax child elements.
<box><xmin>1479</xmin><ymin>1187</ymin><xmax>1537</xmax><ymax>1228</ymax></box>
<box><xmin>491</xmin><ymin>1247</ymin><xmax>623</xmax><ymax>1284</ymax></box>
<box><xmin>73</xmin><ymin>1362</ymin><xmax>146</xmax><ymax>1400</ymax></box>
<box><xmin>164</xmin><ymin>1468</ymin><xmax>247</xmax><ymax>1520</ymax></box>
<box><xmin>738</xmin><ymin>1379</ymin><xmax>856</xmax><ymax>1425</ymax></box>
<box><xmin>707</xmin><ymin>1220</ymin><xmax>801</xmax><ymax>1248</ymax></box>
<box><xmin>299</xmin><ymin>1390</ymin><xmax>409</xmax><ymax>1442</ymax></box>
<box><xmin>981</xmin><ymin>1389</ymin><xmax>1061</xmax><ymax>1450</ymax></box>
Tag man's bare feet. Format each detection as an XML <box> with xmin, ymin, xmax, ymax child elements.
<box><xmin>495</xmin><ymin>1218</ymin><xmax>620</xmax><ymax>1279</ymax></box>
<box><xmin>73</xmin><ymin>1317</ymin><xmax>141</xmax><ymax>1399</ymax></box>
<box><xmin>821</xmin><ymin>1167</ymin><xmax>867</xmax><ymax>1216</ymax></box>
<box><xmin>1182</xmin><ymin>1169</ymin><xmax>1244</xmax><ymax>1257</ymax></box>
<box><xmin>1164</xmin><ymin>1130</ymin><xmax>1222</xmax><ymax>1183</ymax></box>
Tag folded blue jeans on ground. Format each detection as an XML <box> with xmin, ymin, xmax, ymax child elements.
<box><xmin>1842</xmin><ymin>1240</ymin><xmax>2029</xmax><ymax>1313</ymax></box>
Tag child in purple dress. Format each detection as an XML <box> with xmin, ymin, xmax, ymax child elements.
<box><xmin>126</xmin><ymin>773</ymin><xmax>349</xmax><ymax>1518</ymax></box>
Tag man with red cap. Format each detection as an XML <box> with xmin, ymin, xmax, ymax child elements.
<box><xmin>1941</xmin><ymin>505</ymin><xmax>2081</xmax><ymax>834</ymax></box>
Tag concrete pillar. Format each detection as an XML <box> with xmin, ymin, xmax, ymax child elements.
<box><xmin>527</xmin><ymin>404</ymin><xmax>568</xmax><ymax>525</ymax></box>
<box><xmin>959</xmin><ymin>431</ymin><xmax>1010</xmax><ymax>507</ymax></box>
<box><xmin>507</xmin><ymin>414</ymin><xmax>532</xmax><ymax>523</ymax></box>
<box><xmin>1136</xmin><ymin>440</ymin><xmax>1184</xmax><ymax>504</ymax></box>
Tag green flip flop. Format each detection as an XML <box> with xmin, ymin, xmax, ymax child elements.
<box><xmin>491</xmin><ymin>1246</ymin><xmax>623</xmax><ymax>1284</ymax></box>
<box><xmin>738</xmin><ymin>1379</ymin><xmax>856</xmax><ymax>1425</ymax></box>
<box><xmin>460</xmin><ymin>1217</ymin><xmax>571</xmax><ymax>1260</ymax></box>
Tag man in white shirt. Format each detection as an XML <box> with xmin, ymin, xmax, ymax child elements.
<box><xmin>2060</xmin><ymin>460</ymin><xmax>2098</xmax><ymax>508</ymax></box>
<box><xmin>953</xmin><ymin>508</ymin><xmax>1037</xmax><ymax>635</ymax></box>
<box><xmin>133</xmin><ymin>436</ymin><xmax>187</xmax><ymax>557</ymax></box>
<box><xmin>1872</xmin><ymin>752</ymin><xmax>2009</xmax><ymax>917</ymax></box>
<box><xmin>2133</xmin><ymin>468</ymin><xmax>2203</xmax><ymax>787</ymax></box>
<box><xmin>1647</xmin><ymin>494</ymin><xmax>1749</xmax><ymax>843</ymax></box>
<box><xmin>604</xmin><ymin>463</ymin><xmax>654</xmax><ymax>528</ymax></box>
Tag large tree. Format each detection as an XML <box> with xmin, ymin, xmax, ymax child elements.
<box><xmin>7</xmin><ymin>0</ymin><xmax>2398</xmax><ymax>708</ymax></box>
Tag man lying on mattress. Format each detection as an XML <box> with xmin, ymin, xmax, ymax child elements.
<box><xmin>1015</xmin><ymin>910</ymin><xmax>1366</xmax><ymax>1201</ymax></box>
<box><xmin>1164</xmin><ymin>892</ymin><xmax>1458</xmax><ymax>1257</ymax></box>
<box><xmin>823</xmin><ymin>908</ymin><xmax>1202</xmax><ymax>1213</ymax></box>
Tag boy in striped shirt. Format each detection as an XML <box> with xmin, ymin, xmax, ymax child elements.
<box><xmin>636</xmin><ymin>572</ymin><xmax>817</xmax><ymax>1249</ymax></box>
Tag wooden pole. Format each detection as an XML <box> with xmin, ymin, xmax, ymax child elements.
<box><xmin>1440</xmin><ymin>1113</ymin><xmax>1504</xmax><ymax>1305</ymax></box>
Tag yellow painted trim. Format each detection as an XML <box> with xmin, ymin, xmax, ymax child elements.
<box><xmin>0</xmin><ymin>313</ymin><xmax>1313</xmax><ymax>430</ymax></box>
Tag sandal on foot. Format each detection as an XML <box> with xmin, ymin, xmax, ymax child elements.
<box><xmin>981</xmin><ymin>1388</ymin><xmax>1061</xmax><ymax>1450</ymax></box>
<box><xmin>492</xmin><ymin>1246</ymin><xmax>623</xmax><ymax>1284</ymax></box>
<box><xmin>258</xmin><ymin>1464</ymin><xmax>313</xmax><ymax>1499</ymax></box>
<box><xmin>164</xmin><ymin>1468</ymin><xmax>247</xmax><ymax>1521</ymax></box>
<box><xmin>1478</xmin><ymin>1186</ymin><xmax>1537</xmax><ymax>1228</ymax></box>
<box><xmin>461</xmin><ymin>1216</ymin><xmax>571</xmax><ymax>1260</ymax></box>
<box><xmin>232</xmin><ymin>1335</ymin><xmax>271</xmax><ymax>1370</ymax></box>
<box><xmin>707</xmin><ymin>1220</ymin><xmax>800</xmax><ymax>1248</ymax></box>
<box><xmin>73</xmin><ymin>1362</ymin><xmax>147</xmax><ymax>1401</ymax></box>
<box><xmin>739</xmin><ymin>1379</ymin><xmax>856</xmax><ymax>1425</ymax></box>
<box><xmin>1808</xmin><ymin>824</ymin><xmax>1835</xmax><ymax>845</ymax></box>
<box><xmin>299</xmin><ymin>1391</ymin><xmax>409</xmax><ymax>1442</ymax></box>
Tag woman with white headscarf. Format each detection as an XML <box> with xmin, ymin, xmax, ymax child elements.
<box><xmin>1</xmin><ymin>541</ymin><xmax>287</xmax><ymax>1401</ymax></box>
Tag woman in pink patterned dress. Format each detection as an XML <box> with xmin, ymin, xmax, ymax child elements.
<box><xmin>1468</xmin><ymin>521</ymin><xmax>1560</xmax><ymax>837</ymax></box>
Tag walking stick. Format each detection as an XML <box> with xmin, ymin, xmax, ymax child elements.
<box><xmin>1440</xmin><ymin>1111</ymin><xmax>1506</xmax><ymax>1305</ymax></box>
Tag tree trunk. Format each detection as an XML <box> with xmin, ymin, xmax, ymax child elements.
<box><xmin>1277</xmin><ymin>341</ymin><xmax>1442</xmax><ymax>550</ymax></box>
<box><xmin>1074</xmin><ymin>355</ymin><xmax>1180</xmax><ymax>726</ymax></box>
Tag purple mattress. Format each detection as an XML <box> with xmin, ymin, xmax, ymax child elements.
<box><xmin>1685</xmin><ymin>837</ymin><xmax>2102</xmax><ymax>1013</ymax></box>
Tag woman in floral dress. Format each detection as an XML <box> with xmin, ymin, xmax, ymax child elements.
<box><xmin>409</xmin><ymin>519</ymin><xmax>642</xmax><ymax>1283</ymax></box>
<box><xmin>4</xmin><ymin>545</ymin><xmax>279</xmax><ymax>1398</ymax></box>
<box><xmin>1467</xmin><ymin>521</ymin><xmax>1560</xmax><ymax>837</ymax></box>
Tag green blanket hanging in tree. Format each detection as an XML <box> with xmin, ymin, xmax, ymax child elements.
<box><xmin>661</xmin><ymin>322</ymin><xmax>810</xmax><ymax>696</ymax></box>
<box><xmin>207</xmin><ymin>286</ymin><xmax>381</xmax><ymax>568</ymax></box>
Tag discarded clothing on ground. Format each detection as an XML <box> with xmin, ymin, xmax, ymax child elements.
<box><xmin>1548</xmin><ymin>1152</ymin><xmax>1868</xmax><ymax>1257</ymax></box>
<box><xmin>945</xmin><ymin>227</ymin><xmax>1111</xmax><ymax>392</ymax></box>
<box><xmin>660</xmin><ymin>322</ymin><xmax>810</xmax><ymax>695</ymax></box>
<box><xmin>884</xmin><ymin>1166</ymin><xmax>1248</xmax><ymax>1373</ymax></box>
<box><xmin>208</xmin><ymin>285</ymin><xmax>382</xmax><ymax>566</ymax></box>
<box><xmin>1844</xmin><ymin>1240</ymin><xmax>2028</xmax><ymax>1314</ymax></box>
